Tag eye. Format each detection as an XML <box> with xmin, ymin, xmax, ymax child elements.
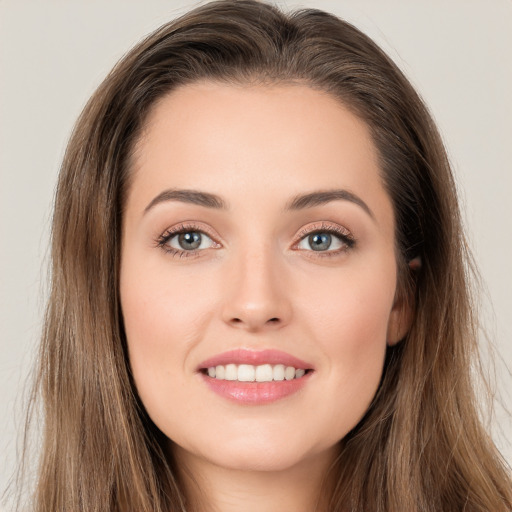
<box><xmin>156</xmin><ymin>223</ymin><xmax>219</xmax><ymax>257</ymax></box>
<box><xmin>168</xmin><ymin>231</ymin><xmax>214</xmax><ymax>251</ymax></box>
<box><xmin>295</xmin><ymin>223</ymin><xmax>355</xmax><ymax>255</ymax></box>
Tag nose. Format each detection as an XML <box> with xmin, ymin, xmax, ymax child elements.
<box><xmin>221</xmin><ymin>245</ymin><xmax>292</xmax><ymax>332</ymax></box>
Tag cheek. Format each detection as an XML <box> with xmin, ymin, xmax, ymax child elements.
<box><xmin>298</xmin><ymin>262</ymin><xmax>396</xmax><ymax>421</ymax></box>
<box><xmin>121</xmin><ymin>256</ymin><xmax>216</xmax><ymax>349</ymax></box>
<box><xmin>119</xmin><ymin>259</ymin><xmax>217</xmax><ymax>424</ymax></box>
<box><xmin>301</xmin><ymin>259</ymin><xmax>396</xmax><ymax>347</ymax></box>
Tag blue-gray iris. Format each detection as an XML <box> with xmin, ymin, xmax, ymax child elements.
<box><xmin>309</xmin><ymin>233</ymin><xmax>331</xmax><ymax>251</ymax></box>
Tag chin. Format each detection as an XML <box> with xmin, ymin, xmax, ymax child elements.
<box><xmin>171</xmin><ymin>425</ymin><xmax>336</xmax><ymax>474</ymax></box>
<box><xmin>211</xmin><ymin>445</ymin><xmax>306</xmax><ymax>472</ymax></box>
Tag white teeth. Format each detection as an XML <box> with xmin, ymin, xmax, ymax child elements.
<box><xmin>273</xmin><ymin>364</ymin><xmax>285</xmax><ymax>381</ymax></box>
<box><xmin>225</xmin><ymin>364</ymin><xmax>237</xmax><ymax>381</ymax></box>
<box><xmin>285</xmin><ymin>366</ymin><xmax>295</xmax><ymax>380</ymax></box>
<box><xmin>255</xmin><ymin>364</ymin><xmax>273</xmax><ymax>382</ymax></box>
<box><xmin>215</xmin><ymin>365</ymin><xmax>225</xmax><ymax>379</ymax></box>
<box><xmin>238</xmin><ymin>364</ymin><xmax>255</xmax><ymax>382</ymax></box>
<box><xmin>295</xmin><ymin>368</ymin><xmax>305</xmax><ymax>378</ymax></box>
<box><xmin>206</xmin><ymin>364</ymin><xmax>308</xmax><ymax>381</ymax></box>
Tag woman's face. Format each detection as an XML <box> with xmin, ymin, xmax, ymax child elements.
<box><xmin>120</xmin><ymin>82</ymin><xmax>408</xmax><ymax>473</ymax></box>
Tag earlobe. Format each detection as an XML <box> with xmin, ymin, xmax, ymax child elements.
<box><xmin>386</xmin><ymin>298</ymin><xmax>413</xmax><ymax>346</ymax></box>
<box><xmin>408</xmin><ymin>256</ymin><xmax>422</xmax><ymax>271</ymax></box>
<box><xmin>386</xmin><ymin>256</ymin><xmax>421</xmax><ymax>346</ymax></box>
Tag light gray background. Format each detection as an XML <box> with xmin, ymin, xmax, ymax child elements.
<box><xmin>1</xmin><ymin>0</ymin><xmax>511</xmax><ymax>507</ymax></box>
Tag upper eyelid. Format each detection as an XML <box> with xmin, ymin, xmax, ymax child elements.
<box><xmin>295</xmin><ymin>221</ymin><xmax>353</xmax><ymax>240</ymax></box>
<box><xmin>160</xmin><ymin>222</ymin><xmax>219</xmax><ymax>240</ymax></box>
<box><xmin>159</xmin><ymin>220</ymin><xmax>351</xmax><ymax>239</ymax></box>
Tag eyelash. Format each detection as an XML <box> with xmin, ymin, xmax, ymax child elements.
<box><xmin>155</xmin><ymin>222</ymin><xmax>218</xmax><ymax>258</ymax></box>
<box><xmin>295</xmin><ymin>222</ymin><xmax>355</xmax><ymax>258</ymax></box>
<box><xmin>155</xmin><ymin>221</ymin><xmax>355</xmax><ymax>259</ymax></box>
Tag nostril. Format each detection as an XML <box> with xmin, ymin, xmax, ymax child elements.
<box><xmin>226</xmin><ymin>316</ymin><xmax>283</xmax><ymax>329</ymax></box>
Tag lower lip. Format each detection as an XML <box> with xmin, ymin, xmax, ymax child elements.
<box><xmin>200</xmin><ymin>372</ymin><xmax>312</xmax><ymax>405</ymax></box>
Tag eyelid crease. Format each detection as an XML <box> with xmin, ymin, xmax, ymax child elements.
<box><xmin>296</xmin><ymin>221</ymin><xmax>352</xmax><ymax>235</ymax></box>
<box><xmin>157</xmin><ymin>222</ymin><xmax>220</xmax><ymax>242</ymax></box>
<box><xmin>294</xmin><ymin>221</ymin><xmax>355</xmax><ymax>243</ymax></box>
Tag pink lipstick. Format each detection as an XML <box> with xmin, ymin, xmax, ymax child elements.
<box><xmin>197</xmin><ymin>349</ymin><xmax>314</xmax><ymax>405</ymax></box>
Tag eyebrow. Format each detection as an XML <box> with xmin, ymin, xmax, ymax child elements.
<box><xmin>144</xmin><ymin>189</ymin><xmax>227</xmax><ymax>213</ymax></box>
<box><xmin>144</xmin><ymin>187</ymin><xmax>374</xmax><ymax>219</ymax></box>
<box><xmin>285</xmin><ymin>189</ymin><xmax>374</xmax><ymax>219</ymax></box>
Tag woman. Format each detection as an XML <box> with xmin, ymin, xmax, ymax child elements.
<box><xmin>22</xmin><ymin>0</ymin><xmax>512</xmax><ymax>510</ymax></box>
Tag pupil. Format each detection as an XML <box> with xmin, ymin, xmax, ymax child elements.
<box><xmin>178</xmin><ymin>232</ymin><xmax>201</xmax><ymax>250</ymax></box>
<box><xmin>309</xmin><ymin>233</ymin><xmax>331</xmax><ymax>251</ymax></box>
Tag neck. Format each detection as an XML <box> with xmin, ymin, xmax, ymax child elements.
<box><xmin>171</xmin><ymin>444</ymin><xmax>339</xmax><ymax>512</ymax></box>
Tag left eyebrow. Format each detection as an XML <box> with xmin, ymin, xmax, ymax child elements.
<box><xmin>284</xmin><ymin>189</ymin><xmax>375</xmax><ymax>220</ymax></box>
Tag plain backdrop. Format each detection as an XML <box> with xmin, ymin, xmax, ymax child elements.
<box><xmin>1</xmin><ymin>0</ymin><xmax>511</xmax><ymax>507</ymax></box>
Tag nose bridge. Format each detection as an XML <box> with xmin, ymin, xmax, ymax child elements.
<box><xmin>221</xmin><ymin>236</ymin><xmax>291</xmax><ymax>331</ymax></box>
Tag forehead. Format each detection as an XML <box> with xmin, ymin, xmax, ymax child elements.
<box><xmin>127</xmin><ymin>81</ymin><xmax>393</xmax><ymax>229</ymax></box>
<box><xmin>134</xmin><ymin>81</ymin><xmax>378</xmax><ymax>173</ymax></box>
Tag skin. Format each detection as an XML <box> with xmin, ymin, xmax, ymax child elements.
<box><xmin>120</xmin><ymin>82</ymin><xmax>410</xmax><ymax>512</ymax></box>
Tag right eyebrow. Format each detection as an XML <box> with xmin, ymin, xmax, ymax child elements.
<box><xmin>144</xmin><ymin>188</ymin><xmax>228</xmax><ymax>214</ymax></box>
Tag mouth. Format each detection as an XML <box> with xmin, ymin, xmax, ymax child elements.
<box><xmin>198</xmin><ymin>349</ymin><xmax>314</xmax><ymax>404</ymax></box>
<box><xmin>200</xmin><ymin>364</ymin><xmax>311</xmax><ymax>382</ymax></box>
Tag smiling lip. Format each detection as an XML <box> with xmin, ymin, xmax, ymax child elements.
<box><xmin>198</xmin><ymin>349</ymin><xmax>314</xmax><ymax>405</ymax></box>
<box><xmin>198</xmin><ymin>348</ymin><xmax>313</xmax><ymax>370</ymax></box>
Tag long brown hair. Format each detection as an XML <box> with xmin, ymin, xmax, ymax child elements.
<box><xmin>22</xmin><ymin>1</ymin><xmax>511</xmax><ymax>510</ymax></box>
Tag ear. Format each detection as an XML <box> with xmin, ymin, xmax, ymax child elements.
<box><xmin>386</xmin><ymin>296</ymin><xmax>413</xmax><ymax>346</ymax></box>
<box><xmin>386</xmin><ymin>257</ymin><xmax>421</xmax><ymax>346</ymax></box>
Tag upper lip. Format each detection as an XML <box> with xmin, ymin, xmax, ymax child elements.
<box><xmin>198</xmin><ymin>348</ymin><xmax>314</xmax><ymax>371</ymax></box>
